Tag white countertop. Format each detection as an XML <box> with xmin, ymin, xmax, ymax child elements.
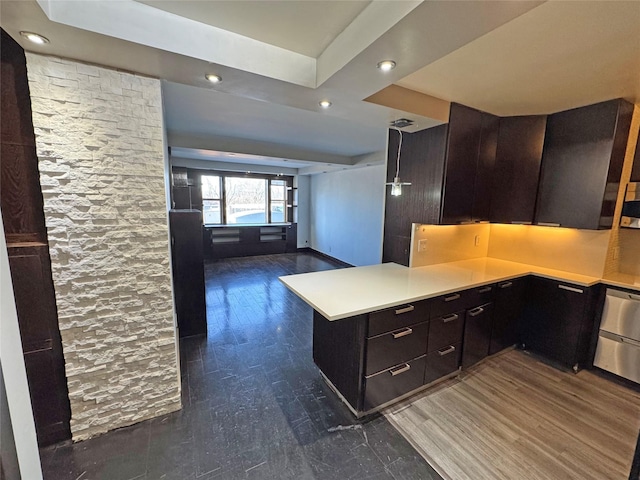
<box><xmin>279</xmin><ymin>258</ymin><xmax>602</xmax><ymax>321</ymax></box>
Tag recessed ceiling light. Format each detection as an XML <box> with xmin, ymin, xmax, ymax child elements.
<box><xmin>319</xmin><ymin>100</ymin><xmax>332</xmax><ymax>108</ymax></box>
<box><xmin>376</xmin><ymin>60</ymin><xmax>396</xmax><ymax>72</ymax></box>
<box><xmin>20</xmin><ymin>31</ymin><xmax>49</xmax><ymax>45</ymax></box>
<box><xmin>205</xmin><ymin>73</ymin><xmax>222</xmax><ymax>83</ymax></box>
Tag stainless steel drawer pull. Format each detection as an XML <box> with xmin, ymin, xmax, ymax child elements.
<box><xmin>392</xmin><ymin>327</ymin><xmax>413</xmax><ymax>339</ymax></box>
<box><xmin>558</xmin><ymin>284</ymin><xmax>584</xmax><ymax>294</ymax></box>
<box><xmin>500</xmin><ymin>282</ymin><xmax>513</xmax><ymax>289</ymax></box>
<box><xmin>444</xmin><ymin>293</ymin><xmax>461</xmax><ymax>302</ymax></box>
<box><xmin>395</xmin><ymin>305</ymin><xmax>415</xmax><ymax>315</ymax></box>
<box><xmin>478</xmin><ymin>286</ymin><xmax>492</xmax><ymax>293</ymax></box>
<box><xmin>390</xmin><ymin>364</ymin><xmax>411</xmax><ymax>376</ymax></box>
<box><xmin>469</xmin><ymin>306</ymin><xmax>484</xmax><ymax>317</ymax></box>
<box><xmin>538</xmin><ymin>222</ymin><xmax>561</xmax><ymax>227</ymax></box>
<box><xmin>442</xmin><ymin>313</ymin><xmax>459</xmax><ymax>323</ymax></box>
<box><xmin>438</xmin><ymin>345</ymin><xmax>456</xmax><ymax>356</ymax></box>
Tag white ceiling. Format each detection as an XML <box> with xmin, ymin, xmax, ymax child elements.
<box><xmin>1</xmin><ymin>1</ymin><xmax>638</xmax><ymax>174</ymax></box>
<box><xmin>136</xmin><ymin>0</ymin><xmax>372</xmax><ymax>58</ymax></box>
<box><xmin>397</xmin><ymin>1</ymin><xmax>640</xmax><ymax>116</ymax></box>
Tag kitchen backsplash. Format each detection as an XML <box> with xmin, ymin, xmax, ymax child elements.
<box><xmin>618</xmin><ymin>229</ymin><xmax>640</xmax><ymax>276</ymax></box>
<box><xmin>409</xmin><ymin>223</ymin><xmax>611</xmax><ymax>277</ymax></box>
<box><xmin>487</xmin><ymin>224</ymin><xmax>610</xmax><ymax>277</ymax></box>
<box><xmin>410</xmin><ymin>223</ymin><xmax>490</xmax><ymax>267</ymax></box>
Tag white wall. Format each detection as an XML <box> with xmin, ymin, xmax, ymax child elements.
<box><xmin>0</xmin><ymin>213</ymin><xmax>43</xmax><ymax>480</ymax></box>
<box><xmin>309</xmin><ymin>165</ymin><xmax>386</xmax><ymax>266</ymax></box>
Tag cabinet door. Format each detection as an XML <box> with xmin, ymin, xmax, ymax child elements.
<box><xmin>169</xmin><ymin>210</ymin><xmax>207</xmax><ymax>337</ymax></box>
<box><xmin>462</xmin><ymin>303</ymin><xmax>493</xmax><ymax>369</ymax></box>
<box><xmin>535</xmin><ymin>99</ymin><xmax>633</xmax><ymax>229</ymax></box>
<box><xmin>631</xmin><ymin>131</ymin><xmax>640</xmax><ymax>183</ymax></box>
<box><xmin>7</xmin><ymin>246</ymin><xmax>71</xmax><ymax>445</ymax></box>
<box><xmin>520</xmin><ymin>277</ymin><xmax>589</xmax><ymax>368</ymax></box>
<box><xmin>364</xmin><ymin>356</ymin><xmax>426</xmax><ymax>411</ymax></box>
<box><xmin>489</xmin><ymin>278</ymin><xmax>526</xmax><ymax>355</ymax></box>
<box><xmin>490</xmin><ymin>116</ymin><xmax>546</xmax><ymax>224</ymax></box>
<box><xmin>441</xmin><ymin>104</ymin><xmax>483</xmax><ymax>224</ymax></box>
<box><xmin>441</xmin><ymin>104</ymin><xmax>499</xmax><ymax>224</ymax></box>
<box><xmin>472</xmin><ymin>114</ymin><xmax>499</xmax><ymax>222</ymax></box>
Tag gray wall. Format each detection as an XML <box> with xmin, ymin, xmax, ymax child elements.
<box><xmin>309</xmin><ymin>165</ymin><xmax>386</xmax><ymax>266</ymax></box>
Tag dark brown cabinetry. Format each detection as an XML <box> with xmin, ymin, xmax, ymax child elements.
<box><xmin>441</xmin><ymin>103</ymin><xmax>499</xmax><ymax>224</ymax></box>
<box><xmin>462</xmin><ymin>302</ymin><xmax>494</xmax><ymax>369</ymax></box>
<box><xmin>312</xmin><ymin>284</ymin><xmax>517</xmax><ymax>415</ymax></box>
<box><xmin>520</xmin><ymin>277</ymin><xmax>599</xmax><ymax>370</ymax></box>
<box><xmin>1</xmin><ymin>28</ymin><xmax>71</xmax><ymax>446</ymax></box>
<box><xmin>383</xmin><ymin>126</ymin><xmax>447</xmax><ymax>265</ymax></box>
<box><xmin>631</xmin><ymin>131</ymin><xmax>640</xmax><ymax>183</ymax></box>
<box><xmin>169</xmin><ymin>210</ymin><xmax>207</xmax><ymax>338</ymax></box>
<box><xmin>535</xmin><ymin>99</ymin><xmax>633</xmax><ymax>229</ymax></box>
<box><xmin>313</xmin><ymin>299</ymin><xmax>435</xmax><ymax>414</ymax></box>
<box><xmin>205</xmin><ymin>225</ymin><xmax>296</xmax><ymax>259</ymax></box>
<box><xmin>490</xmin><ymin>116</ymin><xmax>547</xmax><ymax>224</ymax></box>
<box><xmin>424</xmin><ymin>292</ymin><xmax>467</xmax><ymax>384</ymax></box>
<box><xmin>489</xmin><ymin>278</ymin><xmax>527</xmax><ymax>355</ymax></box>
<box><xmin>364</xmin><ymin>302</ymin><xmax>430</xmax><ymax>410</ymax></box>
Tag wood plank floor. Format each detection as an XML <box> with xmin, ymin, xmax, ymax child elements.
<box><xmin>384</xmin><ymin>349</ymin><xmax>640</xmax><ymax>480</ymax></box>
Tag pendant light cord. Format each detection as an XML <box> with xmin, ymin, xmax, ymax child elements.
<box><xmin>395</xmin><ymin>129</ymin><xmax>403</xmax><ymax>179</ymax></box>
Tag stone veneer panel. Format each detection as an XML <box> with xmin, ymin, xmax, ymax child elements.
<box><xmin>25</xmin><ymin>53</ymin><xmax>180</xmax><ymax>441</ymax></box>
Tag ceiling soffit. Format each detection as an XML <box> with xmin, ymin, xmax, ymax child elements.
<box><xmin>135</xmin><ymin>0</ymin><xmax>372</xmax><ymax>58</ymax></box>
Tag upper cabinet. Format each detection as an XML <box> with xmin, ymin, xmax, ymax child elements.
<box><xmin>440</xmin><ymin>103</ymin><xmax>499</xmax><ymax>224</ymax></box>
<box><xmin>490</xmin><ymin>116</ymin><xmax>547</xmax><ymax>224</ymax></box>
<box><xmin>535</xmin><ymin>99</ymin><xmax>633</xmax><ymax>229</ymax></box>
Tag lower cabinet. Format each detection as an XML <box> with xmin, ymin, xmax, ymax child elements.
<box><xmin>489</xmin><ymin>278</ymin><xmax>527</xmax><ymax>355</ymax></box>
<box><xmin>462</xmin><ymin>302</ymin><xmax>494</xmax><ymax>369</ymax></box>
<box><xmin>364</xmin><ymin>356</ymin><xmax>427</xmax><ymax>411</ymax></box>
<box><xmin>366</xmin><ymin>321</ymin><xmax>429</xmax><ymax>376</ymax></box>
<box><xmin>520</xmin><ymin>277</ymin><xmax>599</xmax><ymax>370</ymax></box>
<box><xmin>424</xmin><ymin>343</ymin><xmax>462</xmax><ymax>384</ymax></box>
<box><xmin>312</xmin><ymin>274</ymin><xmax>599</xmax><ymax>416</ymax></box>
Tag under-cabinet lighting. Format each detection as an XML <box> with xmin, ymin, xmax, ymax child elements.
<box><xmin>319</xmin><ymin>100</ymin><xmax>332</xmax><ymax>108</ymax></box>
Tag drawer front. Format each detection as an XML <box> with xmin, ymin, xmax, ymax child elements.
<box><xmin>364</xmin><ymin>356</ymin><xmax>426</xmax><ymax>411</ymax></box>
<box><xmin>366</xmin><ymin>321</ymin><xmax>429</xmax><ymax>376</ymax></box>
<box><xmin>431</xmin><ymin>290</ymin><xmax>470</xmax><ymax>318</ymax></box>
<box><xmin>368</xmin><ymin>300</ymin><xmax>430</xmax><ymax>337</ymax></box>
<box><xmin>466</xmin><ymin>284</ymin><xmax>495</xmax><ymax>309</ymax></box>
<box><xmin>424</xmin><ymin>343</ymin><xmax>462</xmax><ymax>385</ymax></box>
<box><xmin>427</xmin><ymin>310</ymin><xmax>464</xmax><ymax>353</ymax></box>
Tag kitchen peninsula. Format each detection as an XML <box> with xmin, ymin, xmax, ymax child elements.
<box><xmin>280</xmin><ymin>257</ymin><xmax>639</xmax><ymax>416</ymax></box>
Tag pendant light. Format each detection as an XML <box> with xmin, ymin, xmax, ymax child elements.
<box><xmin>385</xmin><ymin>129</ymin><xmax>411</xmax><ymax>196</ymax></box>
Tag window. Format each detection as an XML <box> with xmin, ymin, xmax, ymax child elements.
<box><xmin>200</xmin><ymin>172</ymin><xmax>291</xmax><ymax>225</ymax></box>
<box><xmin>270</xmin><ymin>180</ymin><xmax>286</xmax><ymax>223</ymax></box>
<box><xmin>225</xmin><ymin>177</ymin><xmax>267</xmax><ymax>224</ymax></box>
<box><xmin>202</xmin><ymin>175</ymin><xmax>222</xmax><ymax>224</ymax></box>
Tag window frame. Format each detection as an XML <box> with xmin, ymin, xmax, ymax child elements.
<box><xmin>201</xmin><ymin>174</ymin><xmax>223</xmax><ymax>225</ymax></box>
<box><xmin>197</xmin><ymin>170</ymin><xmax>293</xmax><ymax>226</ymax></box>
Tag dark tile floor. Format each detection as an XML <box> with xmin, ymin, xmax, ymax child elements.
<box><xmin>40</xmin><ymin>252</ymin><xmax>441</xmax><ymax>480</ymax></box>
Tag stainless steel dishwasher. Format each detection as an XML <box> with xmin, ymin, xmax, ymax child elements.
<box><xmin>593</xmin><ymin>288</ymin><xmax>640</xmax><ymax>384</ymax></box>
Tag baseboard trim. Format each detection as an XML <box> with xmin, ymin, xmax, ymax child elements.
<box><xmin>299</xmin><ymin>248</ymin><xmax>354</xmax><ymax>268</ymax></box>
